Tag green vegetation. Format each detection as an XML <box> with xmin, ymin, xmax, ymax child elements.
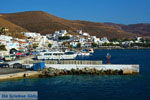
<box><xmin>58</xmin><ymin>36</ymin><xmax>70</xmax><ymax>40</ymax></box>
<box><xmin>91</xmin><ymin>43</ymin><xmax>98</xmax><ymax>47</ymax></box>
<box><xmin>0</xmin><ymin>27</ymin><xmax>7</xmax><ymax>34</ymax></box>
<box><xmin>48</xmin><ymin>43</ymin><xmax>52</xmax><ymax>48</ymax></box>
<box><xmin>131</xmin><ymin>43</ymin><xmax>150</xmax><ymax>47</ymax></box>
<box><xmin>76</xmin><ymin>43</ymin><xmax>81</xmax><ymax>48</ymax></box>
<box><xmin>32</xmin><ymin>43</ymin><xmax>39</xmax><ymax>49</ymax></box>
<box><xmin>102</xmin><ymin>42</ymin><xmax>120</xmax><ymax>46</ymax></box>
<box><xmin>0</xmin><ymin>45</ymin><xmax>7</xmax><ymax>51</ymax></box>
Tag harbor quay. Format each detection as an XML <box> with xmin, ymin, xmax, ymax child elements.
<box><xmin>0</xmin><ymin>60</ymin><xmax>139</xmax><ymax>81</ymax></box>
<box><xmin>23</xmin><ymin>60</ymin><xmax>139</xmax><ymax>75</ymax></box>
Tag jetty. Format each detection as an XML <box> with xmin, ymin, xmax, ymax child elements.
<box><xmin>24</xmin><ymin>60</ymin><xmax>139</xmax><ymax>75</ymax></box>
<box><xmin>0</xmin><ymin>59</ymin><xmax>140</xmax><ymax>81</ymax></box>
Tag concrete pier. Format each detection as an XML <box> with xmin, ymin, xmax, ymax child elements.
<box><xmin>0</xmin><ymin>71</ymin><xmax>41</xmax><ymax>81</ymax></box>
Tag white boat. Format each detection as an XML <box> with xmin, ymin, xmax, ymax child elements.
<box><xmin>37</xmin><ymin>51</ymin><xmax>77</xmax><ymax>60</ymax></box>
<box><xmin>77</xmin><ymin>49</ymin><xmax>93</xmax><ymax>56</ymax></box>
<box><xmin>77</xmin><ymin>52</ymin><xmax>91</xmax><ymax>56</ymax></box>
<box><xmin>88</xmin><ymin>48</ymin><xmax>94</xmax><ymax>53</ymax></box>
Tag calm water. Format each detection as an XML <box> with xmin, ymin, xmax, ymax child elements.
<box><xmin>0</xmin><ymin>49</ymin><xmax>150</xmax><ymax>100</ymax></box>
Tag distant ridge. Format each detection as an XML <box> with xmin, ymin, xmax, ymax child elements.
<box><xmin>0</xmin><ymin>11</ymin><xmax>150</xmax><ymax>39</ymax></box>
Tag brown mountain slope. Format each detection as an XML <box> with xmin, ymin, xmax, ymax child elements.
<box><xmin>121</xmin><ymin>23</ymin><xmax>150</xmax><ymax>36</ymax></box>
<box><xmin>1</xmin><ymin>11</ymin><xmax>138</xmax><ymax>39</ymax></box>
<box><xmin>104</xmin><ymin>23</ymin><xmax>150</xmax><ymax>37</ymax></box>
<box><xmin>0</xmin><ymin>16</ymin><xmax>28</xmax><ymax>38</ymax></box>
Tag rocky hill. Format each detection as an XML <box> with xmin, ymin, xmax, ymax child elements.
<box><xmin>0</xmin><ymin>17</ymin><xmax>27</xmax><ymax>38</ymax></box>
<box><xmin>0</xmin><ymin>11</ymin><xmax>149</xmax><ymax>39</ymax></box>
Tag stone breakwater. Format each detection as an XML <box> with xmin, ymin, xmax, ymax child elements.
<box><xmin>40</xmin><ymin>64</ymin><xmax>139</xmax><ymax>77</ymax></box>
<box><xmin>45</xmin><ymin>64</ymin><xmax>139</xmax><ymax>75</ymax></box>
<box><xmin>40</xmin><ymin>67</ymin><xmax>124</xmax><ymax>77</ymax></box>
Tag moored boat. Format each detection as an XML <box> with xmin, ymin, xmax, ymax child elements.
<box><xmin>37</xmin><ymin>51</ymin><xmax>77</xmax><ymax>60</ymax></box>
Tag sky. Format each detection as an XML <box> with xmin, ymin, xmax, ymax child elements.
<box><xmin>0</xmin><ymin>0</ymin><xmax>150</xmax><ymax>24</ymax></box>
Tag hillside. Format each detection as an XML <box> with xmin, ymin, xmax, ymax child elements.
<box><xmin>1</xmin><ymin>11</ymin><xmax>150</xmax><ymax>39</ymax></box>
<box><xmin>0</xmin><ymin>17</ymin><xmax>27</xmax><ymax>38</ymax></box>
<box><xmin>0</xmin><ymin>11</ymin><xmax>138</xmax><ymax>39</ymax></box>
<box><xmin>121</xmin><ymin>24</ymin><xmax>150</xmax><ymax>36</ymax></box>
<box><xmin>104</xmin><ymin>23</ymin><xmax>150</xmax><ymax>37</ymax></box>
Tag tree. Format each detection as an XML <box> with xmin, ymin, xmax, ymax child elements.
<box><xmin>32</xmin><ymin>43</ymin><xmax>39</xmax><ymax>49</ymax></box>
<box><xmin>76</xmin><ymin>43</ymin><xmax>81</xmax><ymax>48</ymax></box>
<box><xmin>0</xmin><ymin>27</ymin><xmax>8</xmax><ymax>35</ymax></box>
<box><xmin>0</xmin><ymin>45</ymin><xmax>7</xmax><ymax>51</ymax></box>
<box><xmin>92</xmin><ymin>43</ymin><xmax>98</xmax><ymax>47</ymax></box>
<box><xmin>58</xmin><ymin>36</ymin><xmax>70</xmax><ymax>40</ymax></box>
<box><xmin>48</xmin><ymin>43</ymin><xmax>52</xmax><ymax>48</ymax></box>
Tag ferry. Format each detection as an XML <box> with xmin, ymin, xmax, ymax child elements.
<box><xmin>36</xmin><ymin>51</ymin><xmax>77</xmax><ymax>60</ymax></box>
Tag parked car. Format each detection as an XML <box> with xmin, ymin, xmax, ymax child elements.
<box><xmin>0</xmin><ymin>60</ymin><xmax>4</xmax><ymax>64</ymax></box>
<box><xmin>13</xmin><ymin>63</ymin><xmax>23</xmax><ymax>68</ymax></box>
<box><xmin>4</xmin><ymin>54</ymin><xmax>16</xmax><ymax>61</ymax></box>
<box><xmin>32</xmin><ymin>51</ymin><xmax>40</xmax><ymax>55</ymax></box>
<box><xmin>0</xmin><ymin>63</ymin><xmax>9</xmax><ymax>68</ymax></box>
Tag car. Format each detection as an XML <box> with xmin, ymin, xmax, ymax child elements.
<box><xmin>0</xmin><ymin>63</ymin><xmax>9</xmax><ymax>68</ymax></box>
<box><xmin>4</xmin><ymin>54</ymin><xmax>16</xmax><ymax>61</ymax></box>
<box><xmin>0</xmin><ymin>60</ymin><xmax>4</xmax><ymax>64</ymax></box>
<box><xmin>22</xmin><ymin>65</ymin><xmax>31</xmax><ymax>69</ymax></box>
<box><xmin>13</xmin><ymin>63</ymin><xmax>23</xmax><ymax>68</ymax></box>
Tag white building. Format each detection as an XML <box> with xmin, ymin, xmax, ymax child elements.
<box><xmin>82</xmin><ymin>32</ymin><xmax>90</xmax><ymax>37</ymax></box>
<box><xmin>77</xmin><ymin>30</ymin><xmax>82</xmax><ymax>34</ymax></box>
<box><xmin>135</xmin><ymin>37</ymin><xmax>142</xmax><ymax>43</ymax></box>
<box><xmin>22</xmin><ymin>32</ymin><xmax>41</xmax><ymax>38</ymax></box>
<box><xmin>5</xmin><ymin>41</ymin><xmax>20</xmax><ymax>50</ymax></box>
<box><xmin>101</xmin><ymin>37</ymin><xmax>109</xmax><ymax>43</ymax></box>
<box><xmin>0</xmin><ymin>35</ymin><xmax>12</xmax><ymax>41</ymax></box>
<box><xmin>53</xmin><ymin>30</ymin><xmax>68</xmax><ymax>39</ymax></box>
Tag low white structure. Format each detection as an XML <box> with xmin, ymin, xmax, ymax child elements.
<box><xmin>53</xmin><ymin>30</ymin><xmax>68</xmax><ymax>38</ymax></box>
<box><xmin>22</xmin><ymin>32</ymin><xmax>41</xmax><ymax>38</ymax></box>
<box><xmin>5</xmin><ymin>41</ymin><xmax>20</xmax><ymax>50</ymax></box>
<box><xmin>82</xmin><ymin>32</ymin><xmax>90</xmax><ymax>37</ymax></box>
<box><xmin>0</xmin><ymin>51</ymin><xmax>9</xmax><ymax>57</ymax></box>
<box><xmin>0</xmin><ymin>35</ymin><xmax>12</xmax><ymax>41</ymax></box>
<box><xmin>101</xmin><ymin>37</ymin><xmax>109</xmax><ymax>43</ymax></box>
<box><xmin>77</xmin><ymin>30</ymin><xmax>83</xmax><ymax>34</ymax></box>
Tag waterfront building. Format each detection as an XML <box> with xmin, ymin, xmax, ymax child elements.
<box><xmin>0</xmin><ymin>35</ymin><xmax>12</xmax><ymax>41</ymax></box>
<box><xmin>101</xmin><ymin>37</ymin><xmax>110</xmax><ymax>43</ymax></box>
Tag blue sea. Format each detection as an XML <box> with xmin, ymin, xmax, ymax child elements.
<box><xmin>0</xmin><ymin>49</ymin><xmax>150</xmax><ymax>100</ymax></box>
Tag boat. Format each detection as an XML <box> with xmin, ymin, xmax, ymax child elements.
<box><xmin>77</xmin><ymin>49</ymin><xmax>93</xmax><ymax>56</ymax></box>
<box><xmin>77</xmin><ymin>52</ymin><xmax>91</xmax><ymax>56</ymax></box>
<box><xmin>36</xmin><ymin>51</ymin><xmax>77</xmax><ymax>60</ymax></box>
<box><xmin>88</xmin><ymin>48</ymin><xmax>94</xmax><ymax>53</ymax></box>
